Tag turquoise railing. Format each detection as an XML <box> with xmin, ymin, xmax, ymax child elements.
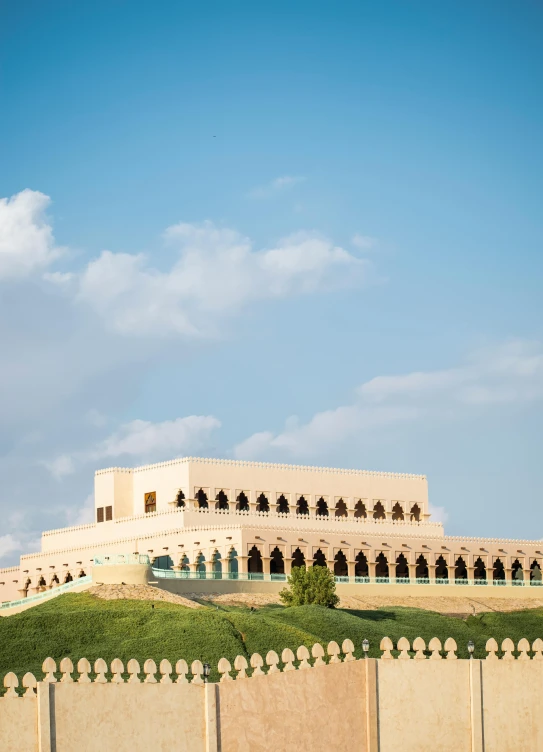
<box><xmin>0</xmin><ymin>575</ymin><xmax>92</xmax><ymax>611</ymax></box>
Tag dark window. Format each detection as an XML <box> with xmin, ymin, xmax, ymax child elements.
<box><xmin>277</xmin><ymin>494</ymin><xmax>289</xmax><ymax>514</ymax></box>
<box><xmin>256</xmin><ymin>493</ymin><xmax>269</xmax><ymax>513</ymax></box>
<box><xmin>105</xmin><ymin>506</ymin><xmax>113</xmax><ymax>521</ymax></box>
<box><xmin>334</xmin><ymin>550</ymin><xmax>348</xmax><ymax>577</ymax></box>
<box><xmin>297</xmin><ymin>496</ymin><xmax>309</xmax><ymax>515</ymax></box>
<box><xmin>316</xmin><ymin>497</ymin><xmax>329</xmax><ymax>516</ymax></box>
<box><xmin>292</xmin><ymin>548</ymin><xmax>306</xmax><ymax>568</ymax></box>
<box><xmin>97</xmin><ymin>507</ymin><xmax>104</xmax><ymax>523</ymax></box>
<box><xmin>335</xmin><ymin>499</ymin><xmax>348</xmax><ymax>517</ymax></box>
<box><xmin>145</xmin><ymin>492</ymin><xmax>157</xmax><ymax>513</ymax></box>
<box><xmin>215</xmin><ymin>490</ymin><xmax>229</xmax><ymax>510</ymax></box>
<box><xmin>196</xmin><ymin>489</ymin><xmax>208</xmax><ymax>509</ymax></box>
<box><xmin>236</xmin><ymin>491</ymin><xmax>250</xmax><ymax>511</ymax></box>
<box><xmin>176</xmin><ymin>490</ymin><xmax>185</xmax><ymax>508</ymax></box>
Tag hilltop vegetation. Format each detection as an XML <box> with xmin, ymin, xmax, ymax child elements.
<box><xmin>1</xmin><ymin>592</ymin><xmax>542</xmax><ymax>682</ymax></box>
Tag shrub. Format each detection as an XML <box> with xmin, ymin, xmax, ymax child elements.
<box><xmin>279</xmin><ymin>566</ymin><xmax>340</xmax><ymax>608</ymax></box>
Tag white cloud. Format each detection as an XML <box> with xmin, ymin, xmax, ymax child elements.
<box><xmin>68</xmin><ymin>222</ymin><xmax>366</xmax><ymax>337</ymax></box>
<box><xmin>428</xmin><ymin>504</ymin><xmax>449</xmax><ymax>525</ymax></box>
<box><xmin>42</xmin><ymin>455</ymin><xmax>76</xmax><ymax>480</ymax></box>
<box><xmin>249</xmin><ymin>175</ymin><xmax>306</xmax><ymax>198</ymax></box>
<box><xmin>235</xmin><ymin>341</ymin><xmax>543</xmax><ymax>460</ymax></box>
<box><xmin>43</xmin><ymin>415</ymin><xmax>221</xmax><ymax>478</ymax></box>
<box><xmin>0</xmin><ymin>189</ymin><xmax>64</xmax><ymax>279</ymax></box>
<box><xmin>0</xmin><ymin>534</ymin><xmax>21</xmax><ymax>560</ymax></box>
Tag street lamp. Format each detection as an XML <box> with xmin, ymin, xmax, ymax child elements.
<box><xmin>362</xmin><ymin>639</ymin><xmax>370</xmax><ymax>658</ymax></box>
<box><xmin>467</xmin><ymin>641</ymin><xmax>475</xmax><ymax>659</ymax></box>
<box><xmin>203</xmin><ymin>663</ymin><xmax>211</xmax><ymax>683</ymax></box>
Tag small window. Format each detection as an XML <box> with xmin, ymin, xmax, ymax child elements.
<box><xmin>105</xmin><ymin>506</ymin><xmax>113</xmax><ymax>521</ymax></box>
<box><xmin>145</xmin><ymin>492</ymin><xmax>157</xmax><ymax>513</ymax></box>
<box><xmin>97</xmin><ymin>507</ymin><xmax>104</xmax><ymax>523</ymax></box>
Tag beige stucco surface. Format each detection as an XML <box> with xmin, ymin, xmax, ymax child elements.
<box><xmin>52</xmin><ymin>683</ymin><xmax>205</xmax><ymax>751</ymax></box>
<box><xmin>377</xmin><ymin>660</ymin><xmax>471</xmax><ymax>752</ymax></box>
<box><xmin>0</xmin><ymin>699</ymin><xmax>37</xmax><ymax>751</ymax></box>
<box><xmin>219</xmin><ymin>659</ymin><xmax>368</xmax><ymax>752</ymax></box>
<box><xmin>481</xmin><ymin>661</ymin><xmax>543</xmax><ymax>751</ymax></box>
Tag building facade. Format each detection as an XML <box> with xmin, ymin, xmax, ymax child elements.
<box><xmin>1</xmin><ymin>456</ymin><xmax>542</xmax><ymax>602</ymax></box>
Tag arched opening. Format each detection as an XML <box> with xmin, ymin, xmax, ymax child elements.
<box><xmin>395</xmin><ymin>553</ymin><xmax>409</xmax><ymax>580</ymax></box>
<box><xmin>176</xmin><ymin>490</ymin><xmax>185</xmax><ymax>508</ymax></box>
<box><xmin>78</xmin><ymin>570</ymin><xmax>86</xmax><ymax>578</ymax></box>
<box><xmin>531</xmin><ymin>560</ymin><xmax>542</xmax><ymax>583</ymax></box>
<box><xmin>435</xmin><ymin>555</ymin><xmax>448</xmax><ymax>581</ymax></box>
<box><xmin>354</xmin><ymin>500</ymin><xmax>367</xmax><ymax>518</ymax></box>
<box><xmin>24</xmin><ymin>578</ymin><xmax>31</xmax><ymax>595</ymax></box>
<box><xmin>334</xmin><ymin>550</ymin><xmax>348</xmax><ymax>577</ymax></box>
<box><xmin>415</xmin><ymin>554</ymin><xmax>428</xmax><ymax>579</ymax></box>
<box><xmin>51</xmin><ymin>574</ymin><xmax>60</xmax><ymax>587</ymax></box>
<box><xmin>236</xmin><ymin>492</ymin><xmax>250</xmax><ymax>511</ymax></box>
<box><xmin>180</xmin><ymin>555</ymin><xmax>190</xmax><ymax>574</ymax></box>
<box><xmin>316</xmin><ymin>497</ymin><xmax>329</xmax><ymax>516</ymax></box>
<box><xmin>474</xmin><ymin>557</ymin><xmax>487</xmax><ymax>581</ymax></box>
<box><xmin>292</xmin><ymin>548</ymin><xmax>306</xmax><ymax>568</ymax></box>
<box><xmin>64</xmin><ymin>572</ymin><xmax>73</xmax><ymax>583</ymax></box>
<box><xmin>355</xmin><ymin>551</ymin><xmax>369</xmax><ymax>578</ymax></box>
<box><xmin>391</xmin><ymin>502</ymin><xmax>404</xmax><ymax>521</ymax></box>
<box><xmin>373</xmin><ymin>501</ymin><xmax>386</xmax><ymax>520</ymax></box>
<box><xmin>335</xmin><ymin>498</ymin><xmax>348</xmax><ymax>518</ymax></box>
<box><xmin>455</xmin><ymin>556</ymin><xmax>468</xmax><ymax>581</ymax></box>
<box><xmin>493</xmin><ymin>558</ymin><xmax>505</xmax><ymax>581</ymax></box>
<box><xmin>196</xmin><ymin>553</ymin><xmax>206</xmax><ymax>578</ymax></box>
<box><xmin>313</xmin><ymin>549</ymin><xmax>327</xmax><ymax>567</ymax></box>
<box><xmin>38</xmin><ymin>576</ymin><xmax>46</xmax><ymax>589</ymax></box>
<box><xmin>248</xmin><ymin>545</ymin><xmax>263</xmax><ymax>576</ymax></box>
<box><xmin>212</xmin><ymin>551</ymin><xmax>222</xmax><ymax>579</ymax></box>
<box><xmin>297</xmin><ymin>496</ymin><xmax>309</xmax><ymax>515</ymax></box>
<box><xmin>256</xmin><ymin>493</ymin><xmax>269</xmax><ymax>513</ymax></box>
<box><xmin>196</xmin><ymin>489</ymin><xmax>208</xmax><ymax>509</ymax></box>
<box><xmin>410</xmin><ymin>504</ymin><xmax>421</xmax><ymax>522</ymax></box>
<box><xmin>512</xmin><ymin>558</ymin><xmax>524</xmax><ymax>583</ymax></box>
<box><xmin>153</xmin><ymin>554</ymin><xmax>174</xmax><ymax>570</ymax></box>
<box><xmin>277</xmin><ymin>494</ymin><xmax>289</xmax><ymax>514</ymax></box>
<box><xmin>215</xmin><ymin>490</ymin><xmax>229</xmax><ymax>510</ymax></box>
<box><xmin>228</xmin><ymin>549</ymin><xmax>238</xmax><ymax>577</ymax></box>
<box><xmin>270</xmin><ymin>547</ymin><xmax>285</xmax><ymax>575</ymax></box>
<box><xmin>375</xmin><ymin>552</ymin><xmax>389</xmax><ymax>579</ymax></box>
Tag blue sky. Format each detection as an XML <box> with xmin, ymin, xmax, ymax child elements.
<box><xmin>0</xmin><ymin>0</ymin><xmax>542</xmax><ymax>563</ymax></box>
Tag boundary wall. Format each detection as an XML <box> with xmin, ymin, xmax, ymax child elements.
<box><xmin>1</xmin><ymin>636</ymin><xmax>543</xmax><ymax>751</ymax></box>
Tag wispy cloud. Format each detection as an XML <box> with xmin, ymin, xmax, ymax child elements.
<box><xmin>43</xmin><ymin>415</ymin><xmax>222</xmax><ymax>478</ymax></box>
<box><xmin>234</xmin><ymin>340</ymin><xmax>543</xmax><ymax>460</ymax></box>
<box><xmin>352</xmin><ymin>234</ymin><xmax>377</xmax><ymax>250</ymax></box>
<box><xmin>248</xmin><ymin>175</ymin><xmax>306</xmax><ymax>199</ymax></box>
<box><xmin>48</xmin><ymin>221</ymin><xmax>367</xmax><ymax>338</ymax></box>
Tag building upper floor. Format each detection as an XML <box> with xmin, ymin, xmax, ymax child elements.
<box><xmin>91</xmin><ymin>455</ymin><xmax>430</xmax><ymax>525</ymax></box>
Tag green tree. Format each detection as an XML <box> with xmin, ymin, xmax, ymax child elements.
<box><xmin>279</xmin><ymin>565</ymin><xmax>340</xmax><ymax>608</ymax></box>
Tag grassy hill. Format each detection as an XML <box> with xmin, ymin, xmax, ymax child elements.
<box><xmin>2</xmin><ymin>592</ymin><xmax>543</xmax><ymax>682</ymax></box>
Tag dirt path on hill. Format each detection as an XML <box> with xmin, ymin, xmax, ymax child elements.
<box><xmin>190</xmin><ymin>591</ymin><xmax>543</xmax><ymax>615</ymax></box>
<box><xmin>87</xmin><ymin>584</ymin><xmax>543</xmax><ymax>616</ymax></box>
<box><xmin>87</xmin><ymin>584</ymin><xmax>203</xmax><ymax>609</ymax></box>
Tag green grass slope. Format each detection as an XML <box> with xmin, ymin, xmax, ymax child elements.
<box><xmin>1</xmin><ymin>592</ymin><xmax>543</xmax><ymax>683</ymax></box>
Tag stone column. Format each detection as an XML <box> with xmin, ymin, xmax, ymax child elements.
<box><xmin>368</xmin><ymin>561</ymin><xmax>376</xmax><ymax>580</ymax></box>
<box><xmin>467</xmin><ymin>565</ymin><xmax>475</xmax><ymax>583</ymax></box>
<box><xmin>284</xmin><ymin>557</ymin><xmax>293</xmax><ymax>575</ymax></box>
<box><xmin>238</xmin><ymin>555</ymin><xmax>249</xmax><ymax>577</ymax></box>
<box><xmin>347</xmin><ymin>560</ymin><xmax>356</xmax><ymax>578</ymax></box>
<box><xmin>504</xmin><ymin>567</ymin><xmax>513</xmax><ymax>585</ymax></box>
<box><xmin>262</xmin><ymin>556</ymin><xmax>271</xmax><ymax>575</ymax></box>
<box><xmin>408</xmin><ymin>563</ymin><xmax>417</xmax><ymax>582</ymax></box>
<box><xmin>427</xmin><ymin>563</ymin><xmax>436</xmax><ymax>583</ymax></box>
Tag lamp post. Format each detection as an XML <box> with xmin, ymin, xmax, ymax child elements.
<box><xmin>362</xmin><ymin>639</ymin><xmax>370</xmax><ymax>658</ymax></box>
<box><xmin>467</xmin><ymin>641</ymin><xmax>475</xmax><ymax>659</ymax></box>
<box><xmin>203</xmin><ymin>663</ymin><xmax>211</xmax><ymax>683</ymax></box>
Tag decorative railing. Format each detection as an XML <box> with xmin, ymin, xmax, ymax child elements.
<box><xmin>0</xmin><ymin>575</ymin><xmax>92</xmax><ymax>611</ymax></box>
<box><xmin>93</xmin><ymin>554</ymin><xmax>151</xmax><ymax>566</ymax></box>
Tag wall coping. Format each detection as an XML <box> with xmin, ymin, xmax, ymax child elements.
<box><xmin>94</xmin><ymin>455</ymin><xmax>427</xmax><ymax>481</ymax></box>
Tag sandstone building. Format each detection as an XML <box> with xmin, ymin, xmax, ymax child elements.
<box><xmin>1</xmin><ymin>456</ymin><xmax>542</xmax><ymax>603</ymax></box>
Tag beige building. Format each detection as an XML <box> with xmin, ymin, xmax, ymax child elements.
<box><xmin>1</xmin><ymin>456</ymin><xmax>542</xmax><ymax>603</ymax></box>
